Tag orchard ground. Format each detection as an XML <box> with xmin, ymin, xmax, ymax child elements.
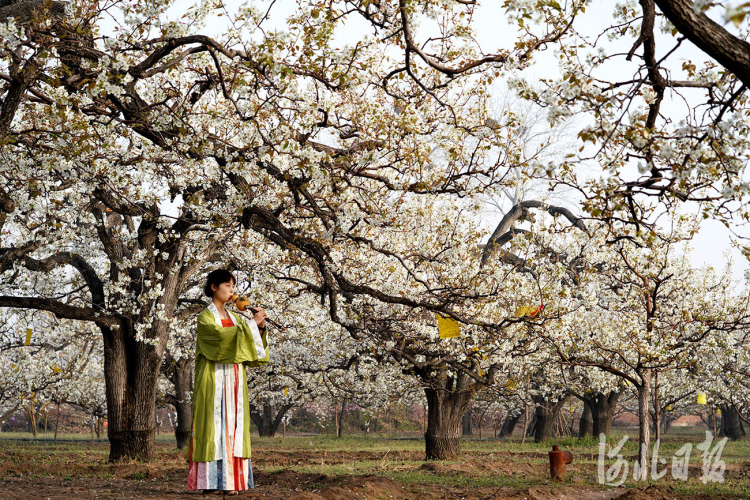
<box><xmin>1</xmin><ymin>428</ymin><xmax>749</xmax><ymax>499</ymax></box>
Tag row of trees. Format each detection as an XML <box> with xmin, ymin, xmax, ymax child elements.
<box><xmin>2</xmin><ymin>0</ymin><xmax>750</xmax><ymax>469</ymax></box>
<box><xmin>2</xmin><ymin>212</ymin><xmax>749</xmax><ymax>465</ymax></box>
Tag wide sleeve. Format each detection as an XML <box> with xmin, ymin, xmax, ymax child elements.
<box><xmin>196</xmin><ymin>310</ymin><xmax>237</xmax><ymax>364</ymax></box>
<box><xmin>233</xmin><ymin>313</ymin><xmax>270</xmax><ymax>367</ymax></box>
<box><xmin>250</xmin><ymin>327</ymin><xmax>270</xmax><ymax>366</ymax></box>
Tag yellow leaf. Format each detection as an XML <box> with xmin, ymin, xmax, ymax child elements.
<box><xmin>436</xmin><ymin>314</ymin><xmax>460</xmax><ymax>339</ymax></box>
<box><xmin>514</xmin><ymin>305</ymin><xmax>544</xmax><ymax>318</ymax></box>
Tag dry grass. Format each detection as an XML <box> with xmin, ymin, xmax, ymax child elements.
<box><xmin>0</xmin><ymin>428</ymin><xmax>748</xmax><ymax>499</ymax></box>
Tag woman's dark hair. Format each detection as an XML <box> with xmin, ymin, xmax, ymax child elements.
<box><xmin>204</xmin><ymin>269</ymin><xmax>236</xmax><ymax>297</ymax></box>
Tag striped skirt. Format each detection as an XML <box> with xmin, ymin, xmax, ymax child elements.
<box><xmin>187</xmin><ymin>363</ymin><xmax>254</xmax><ymax>491</ymax></box>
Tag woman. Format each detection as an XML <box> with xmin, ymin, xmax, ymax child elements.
<box><xmin>188</xmin><ymin>269</ymin><xmax>270</xmax><ymax>495</ymax></box>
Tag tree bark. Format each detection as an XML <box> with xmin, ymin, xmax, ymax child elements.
<box><xmin>500</xmin><ymin>413</ymin><xmax>520</xmax><ymax>438</ymax></box>
<box><xmin>578</xmin><ymin>401</ymin><xmax>593</xmax><ymax>438</ymax></box>
<box><xmin>54</xmin><ymin>402</ymin><xmax>60</xmax><ymax>443</ymax></box>
<box><xmin>533</xmin><ymin>394</ymin><xmax>571</xmax><ymax>443</ymax></box>
<box><xmin>653</xmin><ymin>371</ymin><xmax>660</xmax><ymax>444</ymax></box>
<box><xmin>424</xmin><ymin>387</ymin><xmax>471</xmax><ymax>460</ymax></box>
<box><xmin>164</xmin><ymin>355</ymin><xmax>193</xmax><ymax>449</ymax></box>
<box><xmin>584</xmin><ymin>391</ymin><xmax>621</xmax><ymax>437</ymax></box>
<box><xmin>636</xmin><ymin>371</ymin><xmax>652</xmax><ymax>479</ymax></box>
<box><xmin>250</xmin><ymin>403</ymin><xmax>295</xmax><ymax>437</ymax></box>
<box><xmin>461</xmin><ymin>410</ymin><xmax>473</xmax><ymax>436</ymax></box>
<box><xmin>173</xmin><ymin>360</ymin><xmax>193</xmax><ymax>449</ymax></box>
<box><xmin>720</xmin><ymin>404</ymin><xmax>746</xmax><ymax>441</ymax></box>
<box><xmin>663</xmin><ymin>413</ymin><xmax>672</xmax><ymax>434</ymax></box>
<box><xmin>654</xmin><ymin>0</ymin><xmax>750</xmax><ymax>87</ymax></box>
<box><xmin>533</xmin><ymin>405</ymin><xmax>550</xmax><ymax>442</ymax></box>
<box><xmin>28</xmin><ymin>406</ymin><xmax>37</xmax><ymax>438</ymax></box>
<box><xmin>252</xmin><ymin>404</ymin><xmax>276</xmax><ymax>437</ymax></box>
<box><xmin>524</xmin><ymin>410</ymin><xmax>536</xmax><ymax>439</ymax></box>
<box><xmin>336</xmin><ymin>399</ymin><xmax>348</xmax><ymax>438</ymax></box>
<box><xmin>103</xmin><ymin>321</ymin><xmax>164</xmax><ymax>462</ymax></box>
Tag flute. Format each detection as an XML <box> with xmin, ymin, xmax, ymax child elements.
<box><xmin>230</xmin><ymin>294</ymin><xmax>284</xmax><ymax>330</ymax></box>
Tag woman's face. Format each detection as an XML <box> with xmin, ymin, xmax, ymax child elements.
<box><xmin>211</xmin><ymin>280</ymin><xmax>235</xmax><ymax>303</ymax></box>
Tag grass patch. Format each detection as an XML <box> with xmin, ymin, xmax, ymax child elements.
<box><xmin>0</xmin><ymin>429</ymin><xmax>748</xmax><ymax>498</ymax></box>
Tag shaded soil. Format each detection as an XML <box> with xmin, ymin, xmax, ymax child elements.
<box><xmin>0</xmin><ymin>474</ymin><xmax>695</xmax><ymax>500</ymax></box>
<box><xmin>0</xmin><ymin>474</ymin><xmax>715</xmax><ymax>500</ymax></box>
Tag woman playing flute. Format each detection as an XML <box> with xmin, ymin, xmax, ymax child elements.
<box><xmin>187</xmin><ymin>269</ymin><xmax>269</xmax><ymax>495</ymax></box>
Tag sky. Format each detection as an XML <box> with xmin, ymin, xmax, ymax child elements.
<box><xmin>152</xmin><ymin>0</ymin><xmax>750</xmax><ymax>282</ymax></box>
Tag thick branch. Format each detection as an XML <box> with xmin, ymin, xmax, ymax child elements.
<box><xmin>20</xmin><ymin>252</ymin><xmax>106</xmax><ymax>309</ymax></box>
<box><xmin>0</xmin><ymin>295</ymin><xmax>114</xmax><ymax>325</ymax></box>
<box><xmin>129</xmin><ymin>36</ymin><xmax>250</xmax><ymax>79</ymax></box>
<box><xmin>654</xmin><ymin>0</ymin><xmax>750</xmax><ymax>87</ymax></box>
<box><xmin>480</xmin><ymin>200</ymin><xmax>587</xmax><ymax>267</ymax></box>
<box><xmin>0</xmin><ymin>187</ymin><xmax>14</xmax><ymax>213</ymax></box>
<box><xmin>399</xmin><ymin>0</ymin><xmax>507</xmax><ymax>76</ymax></box>
<box><xmin>0</xmin><ymin>0</ymin><xmax>66</xmax><ymax>25</ymax></box>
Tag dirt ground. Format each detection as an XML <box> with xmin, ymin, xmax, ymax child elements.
<box><xmin>0</xmin><ymin>439</ymin><xmax>746</xmax><ymax>499</ymax></box>
<box><xmin>0</xmin><ymin>472</ymin><xmax>680</xmax><ymax>500</ymax></box>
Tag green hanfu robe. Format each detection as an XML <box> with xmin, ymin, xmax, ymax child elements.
<box><xmin>191</xmin><ymin>305</ymin><xmax>269</xmax><ymax>463</ymax></box>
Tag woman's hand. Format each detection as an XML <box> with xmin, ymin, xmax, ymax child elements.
<box><xmin>252</xmin><ymin>307</ymin><xmax>268</xmax><ymax>329</ymax></box>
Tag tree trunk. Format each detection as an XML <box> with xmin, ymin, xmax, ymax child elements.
<box><xmin>636</xmin><ymin>371</ymin><xmax>651</xmax><ymax>479</ymax></box>
<box><xmin>336</xmin><ymin>399</ymin><xmax>348</xmax><ymax>438</ymax></box>
<box><xmin>524</xmin><ymin>410</ymin><xmax>536</xmax><ymax>439</ymax></box>
<box><xmin>578</xmin><ymin>401</ymin><xmax>593</xmax><ymax>438</ymax></box>
<box><xmin>663</xmin><ymin>413</ymin><xmax>672</xmax><ymax>434</ymax></box>
<box><xmin>533</xmin><ymin>394</ymin><xmax>571</xmax><ymax>443</ymax></box>
<box><xmin>712</xmin><ymin>407</ymin><xmax>717</xmax><ymax>436</ymax></box>
<box><xmin>721</xmin><ymin>404</ymin><xmax>746</xmax><ymax>441</ymax></box>
<box><xmin>424</xmin><ymin>387</ymin><xmax>471</xmax><ymax>460</ymax></box>
<box><xmin>253</xmin><ymin>404</ymin><xmax>277</xmax><ymax>437</ymax></box>
<box><xmin>250</xmin><ymin>403</ymin><xmax>295</xmax><ymax>437</ymax></box>
<box><xmin>653</xmin><ymin>371</ymin><xmax>660</xmax><ymax>444</ymax></box>
<box><xmin>702</xmin><ymin>409</ymin><xmax>714</xmax><ymax>431</ymax></box>
<box><xmin>500</xmin><ymin>413</ymin><xmax>519</xmax><ymax>438</ymax></box>
<box><xmin>586</xmin><ymin>391</ymin><xmax>621</xmax><ymax>437</ymax></box>
<box><xmin>533</xmin><ymin>405</ymin><xmax>551</xmax><ymax>442</ymax></box>
<box><xmin>165</xmin><ymin>356</ymin><xmax>193</xmax><ymax>450</ymax></box>
<box><xmin>24</xmin><ymin>400</ymin><xmax>37</xmax><ymax>438</ymax></box>
<box><xmin>54</xmin><ymin>402</ymin><xmax>60</xmax><ymax>443</ymax></box>
<box><xmin>461</xmin><ymin>410</ymin><xmax>472</xmax><ymax>436</ymax></box>
<box><xmin>103</xmin><ymin>321</ymin><xmax>164</xmax><ymax>462</ymax></box>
